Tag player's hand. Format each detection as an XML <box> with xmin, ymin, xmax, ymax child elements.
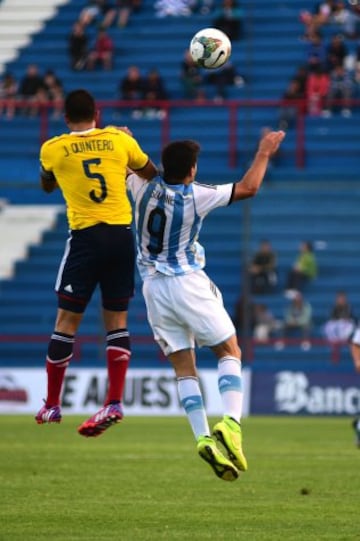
<box><xmin>258</xmin><ymin>130</ymin><xmax>286</xmax><ymax>157</ymax></box>
<box><xmin>116</xmin><ymin>126</ymin><xmax>133</xmax><ymax>137</ymax></box>
<box><xmin>106</xmin><ymin>125</ymin><xmax>134</xmax><ymax>137</ymax></box>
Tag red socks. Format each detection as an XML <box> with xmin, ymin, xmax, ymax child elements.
<box><xmin>105</xmin><ymin>329</ymin><xmax>131</xmax><ymax>404</ymax></box>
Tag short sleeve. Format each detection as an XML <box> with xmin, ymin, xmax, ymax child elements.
<box><xmin>192</xmin><ymin>182</ymin><xmax>234</xmax><ymax>217</ymax></box>
<box><xmin>126</xmin><ymin>172</ymin><xmax>147</xmax><ymax>200</ymax></box>
<box><xmin>40</xmin><ymin>141</ymin><xmax>53</xmax><ymax>172</ymax></box>
<box><xmin>123</xmin><ymin>132</ymin><xmax>149</xmax><ymax>172</ymax></box>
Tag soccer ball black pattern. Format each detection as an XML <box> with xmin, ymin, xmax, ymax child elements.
<box><xmin>190</xmin><ymin>27</ymin><xmax>231</xmax><ymax>69</ymax></box>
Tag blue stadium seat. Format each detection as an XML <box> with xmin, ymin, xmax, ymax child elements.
<box><xmin>0</xmin><ymin>0</ymin><xmax>359</xmax><ymax>370</ymax></box>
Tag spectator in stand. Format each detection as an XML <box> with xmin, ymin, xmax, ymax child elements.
<box><xmin>26</xmin><ymin>69</ymin><xmax>64</xmax><ymax>120</ymax></box>
<box><xmin>323</xmin><ymin>291</ymin><xmax>357</xmax><ymax>342</ymax></box>
<box><xmin>143</xmin><ymin>68</ymin><xmax>168</xmax><ymax>102</ymax></box>
<box><xmin>154</xmin><ymin>0</ymin><xmax>193</xmax><ymax>17</ymax></box>
<box><xmin>285</xmin><ymin>240</ymin><xmax>318</xmax><ymax>296</ymax></box>
<box><xmin>0</xmin><ymin>72</ymin><xmax>18</xmax><ymax>119</ymax></box>
<box><xmin>293</xmin><ymin>64</ymin><xmax>309</xmax><ymax>96</ymax></box>
<box><xmin>87</xmin><ymin>27</ymin><xmax>114</xmax><ymax>70</ymax></box>
<box><xmin>346</xmin><ymin>1</ymin><xmax>360</xmax><ymax>39</ymax></box>
<box><xmin>68</xmin><ymin>21</ymin><xmax>88</xmax><ymax>70</ymax></box>
<box><xmin>253</xmin><ymin>303</ymin><xmax>282</xmax><ymax>343</ymax></box>
<box><xmin>322</xmin><ymin>63</ymin><xmax>354</xmax><ymax>117</ymax></box>
<box><xmin>326</xmin><ymin>33</ymin><xmax>348</xmax><ymax>71</ymax></box>
<box><xmin>299</xmin><ymin>0</ymin><xmax>337</xmax><ymax>40</ymax></box>
<box><xmin>306</xmin><ymin>64</ymin><xmax>330</xmax><ymax>115</ymax></box>
<box><xmin>248</xmin><ymin>239</ymin><xmax>278</xmax><ymax>295</ymax></box>
<box><xmin>180</xmin><ymin>49</ymin><xmax>205</xmax><ymax>100</ymax></box>
<box><xmin>119</xmin><ymin>65</ymin><xmax>145</xmax><ymax>117</ymax></box>
<box><xmin>142</xmin><ymin>68</ymin><xmax>168</xmax><ymax>118</ymax></box>
<box><xmin>116</xmin><ymin>0</ymin><xmax>142</xmax><ymax>28</ymax></box>
<box><xmin>42</xmin><ymin>69</ymin><xmax>64</xmax><ymax>119</ymax></box>
<box><xmin>120</xmin><ymin>65</ymin><xmax>144</xmax><ymax>98</ymax></box>
<box><xmin>278</xmin><ymin>78</ymin><xmax>305</xmax><ymax>130</ymax></box>
<box><xmin>19</xmin><ymin>64</ymin><xmax>46</xmax><ymax>116</ymax></box>
<box><xmin>206</xmin><ymin>61</ymin><xmax>245</xmax><ymax>101</ymax></box>
<box><xmin>79</xmin><ymin>0</ymin><xmax>99</xmax><ymax>25</ymax></box>
<box><xmin>305</xmin><ymin>32</ymin><xmax>327</xmax><ymax>72</ymax></box>
<box><xmin>120</xmin><ymin>65</ymin><xmax>144</xmax><ymax>99</ymax></box>
<box><xmin>276</xmin><ymin>291</ymin><xmax>313</xmax><ymax>350</ymax></box>
<box><xmin>79</xmin><ymin>0</ymin><xmax>117</xmax><ymax>28</ymax></box>
<box><xmin>331</xmin><ymin>0</ymin><xmax>355</xmax><ymax>36</ymax></box>
<box><xmin>192</xmin><ymin>0</ymin><xmax>214</xmax><ymax>14</ymax></box>
<box><xmin>301</xmin><ymin>0</ymin><xmax>358</xmax><ymax>38</ymax></box>
<box><xmin>212</xmin><ymin>0</ymin><xmax>243</xmax><ymax>40</ymax></box>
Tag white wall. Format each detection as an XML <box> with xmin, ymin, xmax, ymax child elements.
<box><xmin>0</xmin><ymin>204</ymin><xmax>64</xmax><ymax>278</ymax></box>
<box><xmin>0</xmin><ymin>0</ymin><xmax>70</xmax><ymax>73</ymax></box>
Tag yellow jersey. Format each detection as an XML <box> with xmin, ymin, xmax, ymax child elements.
<box><xmin>40</xmin><ymin>126</ymin><xmax>150</xmax><ymax>229</ymax></box>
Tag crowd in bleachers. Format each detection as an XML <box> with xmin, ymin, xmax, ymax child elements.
<box><xmin>0</xmin><ymin>0</ymin><xmax>247</xmax><ymax>120</ymax></box>
<box><xmin>0</xmin><ymin>0</ymin><xmax>359</xmax><ymax>361</ymax></box>
<box><xmin>0</xmin><ymin>64</ymin><xmax>64</xmax><ymax>119</ymax></box>
<box><xmin>233</xmin><ymin>237</ymin><xmax>358</xmax><ymax>350</ymax></box>
<box><xmin>79</xmin><ymin>0</ymin><xmax>143</xmax><ymax>29</ymax></box>
<box><xmin>118</xmin><ymin>64</ymin><xmax>168</xmax><ymax>118</ymax></box>
<box><xmin>3</xmin><ymin>0</ymin><xmax>360</xmax><ymax>120</ymax></box>
<box><xmin>279</xmin><ymin>0</ymin><xmax>360</xmax><ymax>126</ymax></box>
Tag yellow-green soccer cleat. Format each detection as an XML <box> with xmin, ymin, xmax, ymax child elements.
<box><xmin>213</xmin><ymin>416</ymin><xmax>248</xmax><ymax>472</ymax></box>
<box><xmin>197</xmin><ymin>435</ymin><xmax>239</xmax><ymax>481</ymax></box>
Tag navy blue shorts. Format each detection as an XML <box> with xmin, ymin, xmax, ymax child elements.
<box><xmin>56</xmin><ymin>223</ymin><xmax>135</xmax><ymax>313</ymax></box>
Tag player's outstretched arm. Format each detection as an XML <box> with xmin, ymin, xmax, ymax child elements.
<box><xmin>133</xmin><ymin>159</ymin><xmax>158</xmax><ymax>181</ymax></box>
<box><xmin>232</xmin><ymin>130</ymin><xmax>285</xmax><ymax>201</ymax></box>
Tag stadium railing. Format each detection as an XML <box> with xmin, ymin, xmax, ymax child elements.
<box><xmin>1</xmin><ymin>97</ymin><xmax>360</xmax><ymax>171</ymax></box>
<box><xmin>0</xmin><ymin>333</ymin><xmax>351</xmax><ymax>366</ymax></box>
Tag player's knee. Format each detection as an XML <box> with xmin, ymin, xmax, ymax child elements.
<box><xmin>55</xmin><ymin>308</ymin><xmax>83</xmax><ymax>335</ymax></box>
<box><xmin>212</xmin><ymin>335</ymin><xmax>241</xmax><ymax>360</ymax></box>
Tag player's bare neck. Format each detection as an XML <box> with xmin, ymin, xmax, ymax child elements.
<box><xmin>68</xmin><ymin>121</ymin><xmax>97</xmax><ymax>132</ymax></box>
<box><xmin>163</xmin><ymin>176</ymin><xmax>184</xmax><ymax>185</ymax></box>
<box><xmin>163</xmin><ymin>176</ymin><xmax>193</xmax><ymax>186</ymax></box>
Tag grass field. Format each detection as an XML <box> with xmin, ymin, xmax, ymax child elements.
<box><xmin>0</xmin><ymin>415</ymin><xmax>359</xmax><ymax>541</ymax></box>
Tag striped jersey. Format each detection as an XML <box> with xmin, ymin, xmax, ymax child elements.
<box><xmin>127</xmin><ymin>174</ymin><xmax>234</xmax><ymax>278</ymax></box>
<box><xmin>40</xmin><ymin>126</ymin><xmax>149</xmax><ymax>230</ymax></box>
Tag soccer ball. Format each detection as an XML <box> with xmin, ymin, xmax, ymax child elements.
<box><xmin>189</xmin><ymin>27</ymin><xmax>231</xmax><ymax>69</ymax></box>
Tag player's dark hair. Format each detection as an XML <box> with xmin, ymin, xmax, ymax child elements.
<box><xmin>162</xmin><ymin>140</ymin><xmax>200</xmax><ymax>184</ymax></box>
<box><xmin>65</xmin><ymin>89</ymin><xmax>96</xmax><ymax>123</ymax></box>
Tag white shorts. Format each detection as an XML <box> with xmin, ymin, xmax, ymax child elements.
<box><xmin>142</xmin><ymin>269</ymin><xmax>236</xmax><ymax>356</ymax></box>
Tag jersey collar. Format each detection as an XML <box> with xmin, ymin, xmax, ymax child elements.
<box><xmin>69</xmin><ymin>128</ymin><xmax>97</xmax><ymax>135</ymax></box>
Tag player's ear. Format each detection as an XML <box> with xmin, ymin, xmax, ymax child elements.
<box><xmin>95</xmin><ymin>109</ymin><xmax>100</xmax><ymax>126</ymax></box>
